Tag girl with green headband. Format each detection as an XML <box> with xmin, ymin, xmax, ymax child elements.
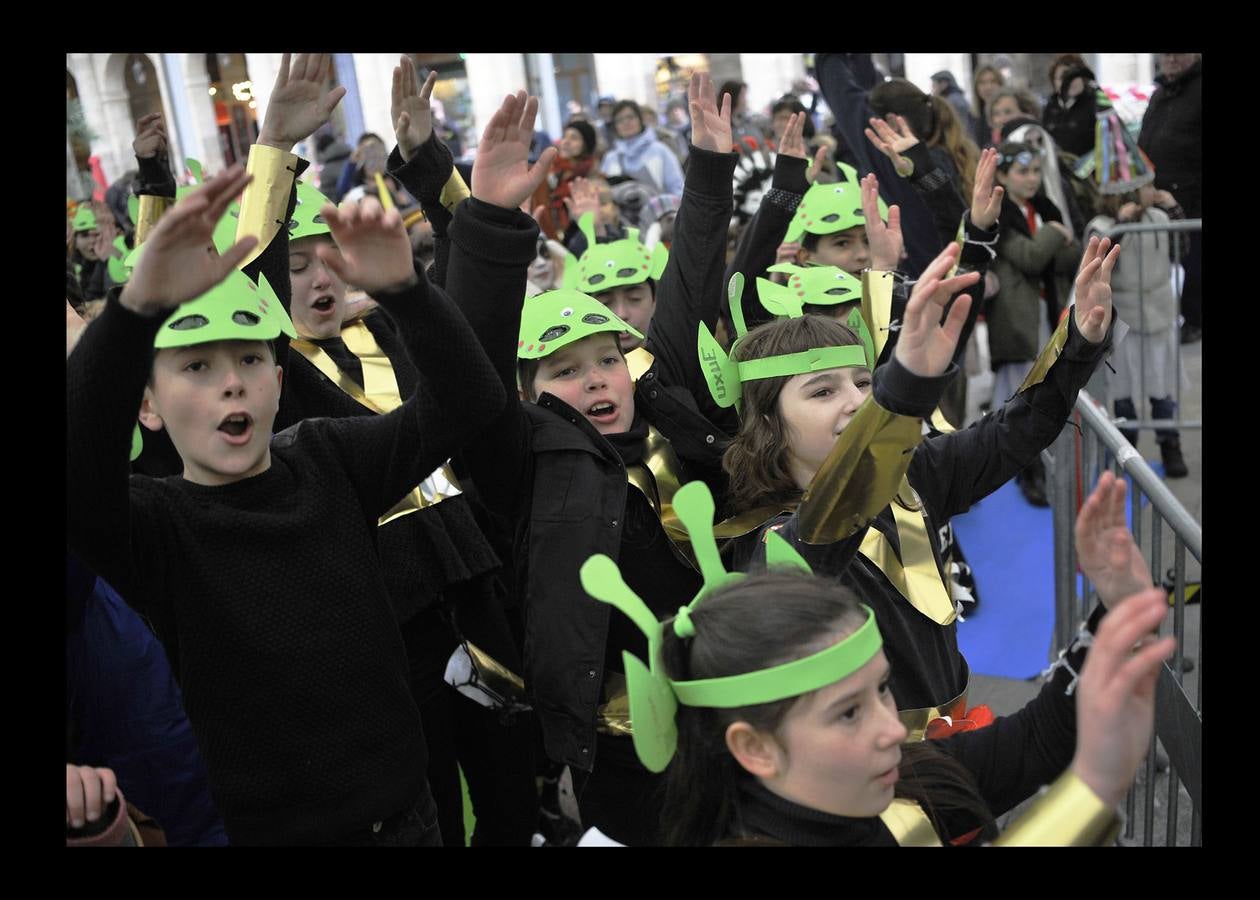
<box><xmin>435</xmin><ymin>76</ymin><xmax>742</xmax><ymax>845</ymax></box>
<box><xmin>585</xmin><ymin>474</ymin><xmax>1172</xmax><ymax>845</ymax></box>
<box><xmin>714</xmin><ymin>236</ymin><xmax>1120</xmax><ymax>735</ymax></box>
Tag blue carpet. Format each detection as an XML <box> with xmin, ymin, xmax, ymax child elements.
<box><xmin>951</xmin><ymin>461</ymin><xmax>1164</xmax><ymax>680</ymax></box>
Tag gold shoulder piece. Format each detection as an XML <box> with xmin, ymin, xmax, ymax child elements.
<box><xmin>625</xmin><ymin>346</ymin><xmax>655</xmax><ymax>382</ymax></box>
<box><xmin>134</xmin><ymin>195</ymin><xmax>175</xmax><ymax>247</ymax></box>
<box><xmin>797</xmin><ymin>399</ymin><xmax>923</xmax><ymax>545</ymax></box>
<box><xmin>992</xmin><ymin>771</ymin><xmax>1120</xmax><ymax>846</ymax></box>
<box><xmin>861</xmin><ymin>270</ymin><xmax>897</xmax><ymax>362</ymax></box>
<box><xmin>235</xmin><ymin>143</ymin><xmax>299</xmax><ymax>270</ymax></box>
<box><xmin>929</xmin><ymin>408</ymin><xmax>956</xmax><ymax>434</ymax></box>
<box><xmin>1017</xmin><ymin>311</ymin><xmax>1072</xmax><ymax>394</ymax></box>
<box><xmin>879</xmin><ymin>798</ymin><xmax>943</xmax><ymax>846</ymax></box>
<box><xmin>439</xmin><ymin>167</ymin><xmax>471</xmax><ymax>215</ymax></box>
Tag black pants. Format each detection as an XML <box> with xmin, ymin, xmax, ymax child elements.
<box><xmin>1114</xmin><ymin>396</ymin><xmax>1179</xmax><ymax>445</ymax></box>
<box><xmin>401</xmin><ymin>580</ymin><xmax>539</xmax><ymax>847</ymax></box>
<box><xmin>1178</xmin><ymin>229</ymin><xmax>1202</xmax><ymax>329</ymax></box>
<box><xmin>570</xmin><ymin>731</ymin><xmax>667</xmax><ymax>846</ymax></box>
<box><xmin>313</xmin><ymin>792</ymin><xmax>443</xmax><ymax>847</ymax></box>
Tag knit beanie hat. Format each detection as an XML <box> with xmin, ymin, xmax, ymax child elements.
<box><xmin>565</xmin><ymin>119</ymin><xmax>598</xmax><ymax>157</ymax></box>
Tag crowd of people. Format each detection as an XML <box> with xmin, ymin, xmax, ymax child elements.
<box><xmin>65</xmin><ymin>51</ymin><xmax>1199</xmax><ymax>846</ymax></box>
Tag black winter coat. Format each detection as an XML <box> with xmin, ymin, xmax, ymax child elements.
<box><xmin>1138</xmin><ymin>61</ymin><xmax>1203</xmax><ymax>216</ymax></box>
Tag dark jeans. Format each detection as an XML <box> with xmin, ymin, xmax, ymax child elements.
<box><xmin>314</xmin><ymin>793</ymin><xmax>443</xmax><ymax>847</ymax></box>
<box><xmin>570</xmin><ymin>732</ymin><xmax>667</xmax><ymax>846</ymax></box>
<box><xmin>1114</xmin><ymin>396</ymin><xmax>1179</xmax><ymax>445</ymax></box>
<box><xmin>1177</xmin><ymin>229</ymin><xmax>1201</xmax><ymax>329</ymax></box>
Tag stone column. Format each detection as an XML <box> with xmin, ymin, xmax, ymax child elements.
<box><xmin>738</xmin><ymin>53</ymin><xmax>807</xmax><ymax>115</ymax></box>
<box><xmin>180</xmin><ymin>54</ymin><xmax>226</xmax><ymax>175</ymax></box>
<box><xmin>463</xmin><ymin>54</ymin><xmax>529</xmax><ymax>149</ymax></box>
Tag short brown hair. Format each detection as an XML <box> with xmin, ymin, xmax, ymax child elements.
<box><xmin>723</xmin><ymin>316</ymin><xmax>863</xmax><ymax>512</ymax></box>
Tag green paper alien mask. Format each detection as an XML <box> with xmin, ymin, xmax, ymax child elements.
<box><xmin>518</xmin><ymin>289</ymin><xmax>642</xmax><ymax>360</ymax></box>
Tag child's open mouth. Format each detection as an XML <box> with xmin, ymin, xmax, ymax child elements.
<box><xmin>218</xmin><ymin>413</ymin><xmax>254</xmax><ymax>445</ymax></box>
<box><xmin>586</xmin><ymin>401</ymin><xmax>618</xmax><ymax>424</ymax></box>
<box><xmin>311</xmin><ymin>295</ymin><xmax>336</xmax><ymax>315</ymax></box>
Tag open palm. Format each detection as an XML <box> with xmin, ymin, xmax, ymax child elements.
<box><xmin>894</xmin><ymin>243</ymin><xmax>978</xmax><ymax>377</ymax></box>
<box><xmin>392</xmin><ymin>56</ymin><xmax>438</xmax><ymax>160</ymax></box>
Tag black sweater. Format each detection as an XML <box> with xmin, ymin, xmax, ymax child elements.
<box><xmin>65</xmin><ymin>275</ymin><xmax>505</xmax><ymax>844</ymax></box>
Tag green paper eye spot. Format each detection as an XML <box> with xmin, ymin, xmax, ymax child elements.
<box><xmin>581</xmin><ymin>313</ymin><xmax>609</xmax><ymax>325</ymax></box>
<box><xmin>231</xmin><ymin>311</ymin><xmax>261</xmax><ymax>326</ymax></box>
<box><xmin>539</xmin><ymin>324</ymin><xmax>570</xmax><ymax>342</ymax></box>
<box><xmin>588</xmin><ymin>273</ymin><xmax>606</xmax><ymax>285</ymax></box>
<box><xmin>168</xmin><ymin>314</ymin><xmax>210</xmax><ymax>331</ymax></box>
<box><xmin>616</xmin><ymin>267</ymin><xmax>638</xmax><ymax>278</ymax></box>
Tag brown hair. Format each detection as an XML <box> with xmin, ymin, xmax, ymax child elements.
<box><xmin>723</xmin><ymin>315</ymin><xmax>863</xmax><ymax>512</ymax></box>
<box><xmin>1049</xmin><ymin>54</ymin><xmax>1089</xmax><ymax>89</ymax></box>
<box><xmin>869</xmin><ymin>79</ymin><xmax>979</xmax><ymax>200</ymax></box>
<box><xmin>971</xmin><ymin>64</ymin><xmax>1005</xmax><ymax>120</ymax></box>
<box><xmin>989</xmin><ymin>87</ymin><xmax>1041</xmax><ymax>123</ymax></box>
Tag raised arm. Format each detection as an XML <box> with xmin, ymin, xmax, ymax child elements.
<box><xmin>908</xmin><ymin>237</ymin><xmax>1119</xmax><ymax>519</ymax></box>
<box><xmin>312</xmin><ymin>194</ymin><xmax>506</xmax><ymax>518</ymax></box>
<box><xmin>643</xmin><ymin>73</ymin><xmax>739</xmax><ymax>408</ymax></box>
<box><xmin>67</xmin><ymin>169</ymin><xmax>258</xmax><ymax>600</ymax></box>
<box><xmin>724</xmin><ymin>112</ymin><xmax>823</xmax><ymax>332</ymax></box>
<box><xmin>444</xmin><ymin>91</ymin><xmax>554</xmax><ymax>517</ymax></box>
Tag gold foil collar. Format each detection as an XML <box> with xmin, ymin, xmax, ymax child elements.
<box><xmin>992</xmin><ymin>772</ymin><xmax>1121</xmax><ymax>846</ymax></box>
<box><xmin>134</xmin><ymin>194</ymin><xmax>174</xmax><ymax>247</ymax></box>
<box><xmin>879</xmin><ymin>798</ymin><xmax>943</xmax><ymax>846</ymax></box>
<box><xmin>1017</xmin><ymin>310</ymin><xmax>1072</xmax><ymax>395</ymax></box>
<box><xmin>625</xmin><ymin>346</ymin><xmax>655</xmax><ymax>382</ymax></box>
<box><xmin>897</xmin><ymin>683</ymin><xmax>968</xmax><ymax>743</ymax></box>
<box><xmin>860</xmin><ymin>479</ymin><xmax>956</xmax><ymax>626</ymax></box>
<box><xmin>439</xmin><ymin>167</ymin><xmax>471</xmax><ymax>215</ymax></box>
<box><xmin>797</xmin><ymin>400</ymin><xmax>923</xmax><ymax>545</ymax></box>
<box><xmin>235</xmin><ymin>144</ymin><xmax>299</xmax><ymax>270</ymax></box>
<box><xmin>625</xmin><ymin>425</ymin><xmax>698</xmax><ymax>570</ymax></box>
<box><xmin>861</xmin><ymin>269</ymin><xmax>896</xmax><ymax>362</ymax></box>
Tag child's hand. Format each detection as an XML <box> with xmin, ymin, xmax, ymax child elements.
<box><xmin>563</xmin><ymin>176</ymin><xmax>601</xmax><ymax>223</ymax></box>
<box><xmin>1070</xmin><ymin>587</ymin><xmax>1174</xmax><ymax>807</ymax></box>
<box><xmin>392</xmin><ymin>56</ymin><xmax>438</xmax><ymax>161</ymax></box>
<box><xmin>775</xmin><ymin>240</ymin><xmax>801</xmax><ymax>266</ymax></box>
<box><xmin>92</xmin><ymin>212</ymin><xmax>120</xmax><ymax>262</ymax></box>
<box><xmin>1151</xmin><ymin>189</ymin><xmax>1177</xmax><ymax>209</ymax></box>
<box><xmin>317</xmin><ymin>195</ymin><xmax>416</xmax><ymax>295</ymax></box>
<box><xmin>1075</xmin><ymin>471</ymin><xmax>1155</xmax><ymax>608</ymax></box>
<box><xmin>1117</xmin><ymin>201</ymin><xmax>1143</xmax><ymax>223</ymax></box>
<box><xmin>471</xmin><ymin>91</ymin><xmax>556</xmax><ymax>211</ymax></box>
<box><xmin>119</xmin><ymin>166</ymin><xmax>257</xmax><ymax>317</ymax></box>
<box><xmin>864</xmin><ymin>114</ymin><xmax>918</xmax><ymax>178</ymax></box>
<box><xmin>777</xmin><ymin>111</ymin><xmax>808</xmax><ymax>159</ymax></box>
<box><xmin>861</xmin><ymin>173</ymin><xmax>902</xmax><ymax>271</ymax></box>
<box><xmin>1074</xmin><ymin>235</ymin><xmax>1119</xmax><ymax>343</ymax></box>
<box><xmin>689</xmin><ymin>72</ymin><xmax>733</xmax><ymax>154</ymax></box>
<box><xmin>66</xmin><ymin>764</ymin><xmax>118</xmax><ymax>829</ymax></box>
<box><xmin>971</xmin><ymin>147</ymin><xmax>1005</xmax><ymax>230</ymax></box>
<box><xmin>1047</xmin><ymin>220</ymin><xmax>1074</xmax><ymax>241</ymax></box>
<box><xmin>257</xmin><ymin>53</ymin><xmax>347</xmax><ymax>152</ymax></box>
<box><xmin>894</xmin><ymin>242</ymin><xmax>978</xmax><ymax>378</ymax></box>
<box><xmin>132</xmin><ymin>112</ymin><xmax>168</xmax><ymax>160</ymax></box>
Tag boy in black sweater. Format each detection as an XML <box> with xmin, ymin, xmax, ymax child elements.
<box><xmin>65</xmin><ymin>167</ymin><xmax>505</xmax><ymax>845</ymax></box>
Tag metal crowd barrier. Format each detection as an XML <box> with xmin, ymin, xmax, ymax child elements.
<box><xmin>1046</xmin><ymin>390</ymin><xmax>1201</xmax><ymax>846</ymax></box>
<box><xmin>1090</xmin><ymin>218</ymin><xmax>1202</xmax><ymax>432</ymax></box>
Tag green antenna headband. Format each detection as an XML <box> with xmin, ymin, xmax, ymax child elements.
<box><xmin>579</xmin><ymin>480</ymin><xmax>883</xmax><ymax>772</ymax></box>
<box><xmin>698</xmin><ymin>272</ymin><xmax>875</xmax><ymax>410</ymax></box>
<box><xmin>561</xmin><ymin>212</ymin><xmax>668</xmax><ymax>294</ymax></box>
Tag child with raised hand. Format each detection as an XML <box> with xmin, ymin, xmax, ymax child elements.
<box><xmin>65</xmin><ymin>167</ymin><xmax>505</xmax><ymax>846</ymax></box>
<box><xmin>580</xmin><ymin>473</ymin><xmax>1172</xmax><ymax>845</ymax></box>
<box><xmin>436</xmin><ymin>76</ymin><xmax>741</xmax><ymax>845</ymax></box>
<box><xmin>713</xmin><ymin>235</ymin><xmax>1118</xmax><ymax>732</ymax></box>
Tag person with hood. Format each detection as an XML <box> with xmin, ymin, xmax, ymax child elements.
<box><xmin>1138</xmin><ymin>53</ymin><xmax>1202</xmax><ymax>342</ymax></box>
<box><xmin>601</xmin><ymin>99</ymin><xmax>685</xmax><ymax>197</ymax></box>
<box><xmin>931</xmin><ymin>71</ymin><xmax>977</xmax><ymax>140</ymax></box>
<box><xmin>531</xmin><ymin>117</ymin><xmax>599</xmax><ymax>241</ymax></box>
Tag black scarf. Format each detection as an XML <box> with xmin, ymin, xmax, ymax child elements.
<box><xmin>602</xmin><ymin>412</ymin><xmax>650</xmax><ymax>467</ymax></box>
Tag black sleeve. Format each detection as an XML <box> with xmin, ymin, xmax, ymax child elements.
<box><xmin>936</xmin><ymin>604</ymin><xmax>1105</xmax><ymax>817</ymax></box>
<box><xmin>313</xmin><ymin>272</ymin><xmax>507</xmax><ymax>520</ymax></box>
<box><xmin>386</xmin><ymin>135</ymin><xmax>456</xmax><ymax>287</ymax></box>
<box><xmin>723</xmin><ymin>153</ymin><xmax>810</xmax><ymax>332</ymax></box>
<box><xmin>908</xmin><ymin>313</ymin><xmax>1113</xmax><ymax>521</ymax></box>
<box><xmin>900</xmin><ymin>141</ymin><xmax>967</xmax><ymax>248</ymax></box>
<box><xmin>445</xmin><ymin>197</ymin><xmax>542</xmax><ymax>518</ymax></box>
<box><xmin>642</xmin><ymin>145</ymin><xmax>739</xmax><ymax>414</ymax></box>
<box><xmin>65</xmin><ymin>294</ymin><xmax>171</xmax><ymax>610</ymax></box>
<box><xmin>814</xmin><ymin>53</ymin><xmax>945</xmax><ymax>279</ymax></box>
<box><xmin>133</xmin><ymin>152</ymin><xmax>176</xmax><ymax>199</ymax></box>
